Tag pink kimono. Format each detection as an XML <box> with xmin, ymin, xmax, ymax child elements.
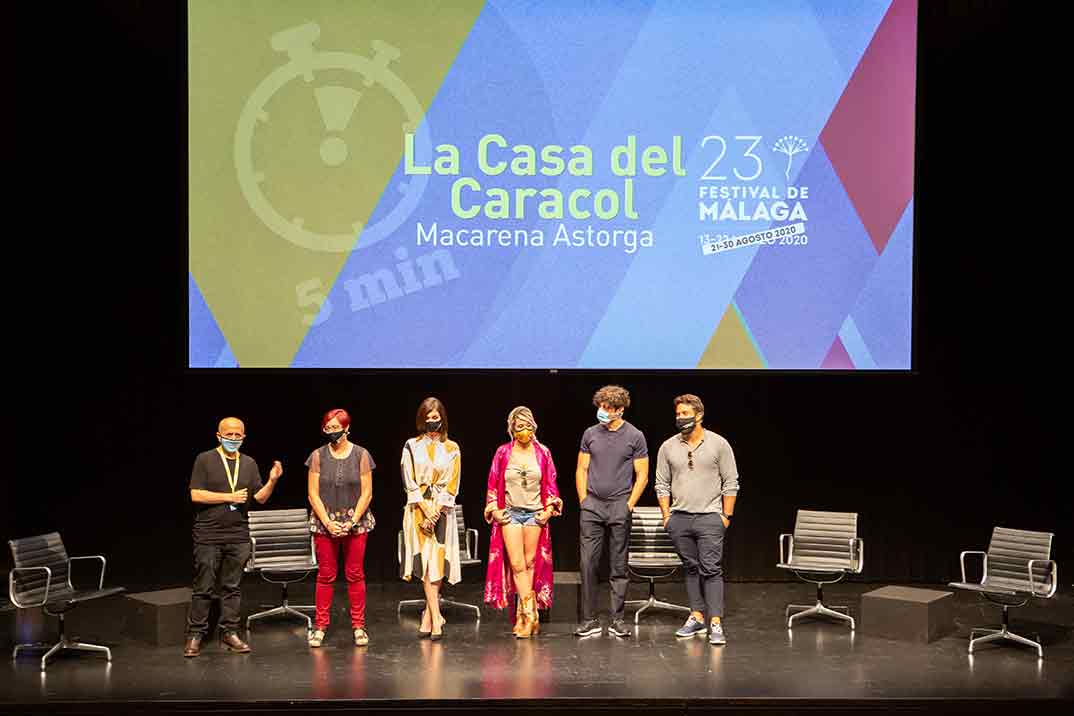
<box><xmin>483</xmin><ymin>440</ymin><xmax>563</xmax><ymax>615</ymax></box>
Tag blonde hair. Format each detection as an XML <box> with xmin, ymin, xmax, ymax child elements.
<box><xmin>507</xmin><ymin>406</ymin><xmax>537</xmax><ymax>438</ymax></box>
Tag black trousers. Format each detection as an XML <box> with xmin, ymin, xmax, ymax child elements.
<box><xmin>186</xmin><ymin>540</ymin><xmax>251</xmax><ymax>637</ymax></box>
<box><xmin>666</xmin><ymin>511</ymin><xmax>726</xmax><ymax>617</ymax></box>
<box><xmin>579</xmin><ymin>495</ymin><xmax>632</xmax><ymax>621</ymax></box>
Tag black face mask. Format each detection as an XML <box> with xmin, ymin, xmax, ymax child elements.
<box><xmin>425</xmin><ymin>419</ymin><xmax>443</xmax><ymax>433</ymax></box>
<box><xmin>325</xmin><ymin>429</ymin><xmax>346</xmax><ymax>443</ymax></box>
<box><xmin>675</xmin><ymin>417</ymin><xmax>696</xmax><ymax>434</ymax></box>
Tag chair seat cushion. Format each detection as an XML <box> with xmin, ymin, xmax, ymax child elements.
<box><xmin>778</xmin><ymin>557</ymin><xmax>855</xmax><ymax>573</ymax></box>
<box><xmin>948</xmin><ymin>577</ymin><xmax>1049</xmax><ymax>598</ymax></box>
<box><xmin>249</xmin><ymin>556</ymin><xmax>318</xmax><ymax>572</ymax></box>
<box><xmin>45</xmin><ymin>586</ymin><xmax>125</xmax><ymax>608</ymax></box>
<box><xmin>630</xmin><ymin>556</ymin><xmax>683</xmax><ymax>568</ymax></box>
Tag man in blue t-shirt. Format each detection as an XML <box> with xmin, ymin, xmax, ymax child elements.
<box><xmin>574</xmin><ymin>385</ymin><xmax>649</xmax><ymax>638</ymax></box>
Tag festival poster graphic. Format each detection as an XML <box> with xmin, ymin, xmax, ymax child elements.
<box><xmin>189</xmin><ymin>0</ymin><xmax>915</xmax><ymax>369</ymax></box>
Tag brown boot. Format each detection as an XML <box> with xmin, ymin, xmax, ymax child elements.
<box><xmin>529</xmin><ymin>594</ymin><xmax>540</xmax><ymax>636</ymax></box>
<box><xmin>512</xmin><ymin>596</ymin><xmax>525</xmax><ymax>637</ymax></box>
<box><xmin>220</xmin><ymin>631</ymin><xmax>251</xmax><ymax>653</ymax></box>
<box><xmin>524</xmin><ymin>593</ymin><xmax>540</xmax><ymax>636</ymax></box>
<box><xmin>183</xmin><ymin>635</ymin><xmax>202</xmax><ymax>657</ymax></box>
<box><xmin>515</xmin><ymin>593</ymin><xmax>535</xmax><ymax>638</ymax></box>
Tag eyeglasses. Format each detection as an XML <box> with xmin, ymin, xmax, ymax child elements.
<box><xmin>687</xmin><ymin>450</ymin><xmax>694</xmax><ymax>470</ymax></box>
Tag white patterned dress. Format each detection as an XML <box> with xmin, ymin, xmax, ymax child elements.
<box><xmin>400</xmin><ymin>436</ymin><xmax>462</xmax><ymax>584</ymax></box>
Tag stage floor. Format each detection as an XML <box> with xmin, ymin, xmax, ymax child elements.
<box><xmin>2</xmin><ymin>582</ymin><xmax>1071</xmax><ymax>713</ymax></box>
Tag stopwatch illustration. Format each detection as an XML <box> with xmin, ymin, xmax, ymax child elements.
<box><xmin>234</xmin><ymin>22</ymin><xmax>432</xmax><ymax>253</ymax></box>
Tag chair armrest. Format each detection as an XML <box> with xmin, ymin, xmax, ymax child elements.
<box><xmin>959</xmin><ymin>550</ymin><xmax>987</xmax><ymax>584</ymax></box>
<box><xmin>247</xmin><ymin>536</ymin><xmax>258</xmax><ymax>571</ymax></box>
<box><xmin>1028</xmin><ymin>559</ymin><xmax>1058</xmax><ymax>598</ymax></box>
<box><xmin>851</xmin><ymin>538</ymin><xmax>864</xmax><ymax>574</ymax></box>
<box><xmin>9</xmin><ymin>566</ymin><xmax>52</xmax><ymax>608</ymax></box>
<box><xmin>310</xmin><ymin>535</ymin><xmax>318</xmax><ymax>567</ymax></box>
<box><xmin>779</xmin><ymin>534</ymin><xmax>793</xmax><ymax>564</ymax></box>
<box><xmin>397</xmin><ymin>530</ymin><xmax>404</xmax><ymax>565</ymax></box>
<box><xmin>68</xmin><ymin>555</ymin><xmax>107</xmax><ymax>590</ymax></box>
<box><xmin>467</xmin><ymin>528</ymin><xmax>479</xmax><ymax>561</ymax></box>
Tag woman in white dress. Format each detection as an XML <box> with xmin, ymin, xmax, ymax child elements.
<box><xmin>400</xmin><ymin>397</ymin><xmax>461</xmax><ymax>640</ymax></box>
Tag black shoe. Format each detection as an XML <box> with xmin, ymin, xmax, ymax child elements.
<box><xmin>574</xmin><ymin>618</ymin><xmax>602</xmax><ymax>637</ymax></box>
<box><xmin>608</xmin><ymin>618</ymin><xmax>631</xmax><ymax>638</ymax></box>
<box><xmin>418</xmin><ymin>609</ymin><xmax>431</xmax><ymax>638</ymax></box>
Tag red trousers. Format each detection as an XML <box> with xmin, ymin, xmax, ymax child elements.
<box><xmin>313</xmin><ymin>532</ymin><xmax>367</xmax><ymax>629</ymax></box>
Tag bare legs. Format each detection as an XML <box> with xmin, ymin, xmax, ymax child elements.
<box><xmin>421</xmin><ymin>570</ymin><xmax>444</xmax><ymax>636</ymax></box>
<box><xmin>503</xmin><ymin>524</ymin><xmax>543</xmax><ymax>637</ymax></box>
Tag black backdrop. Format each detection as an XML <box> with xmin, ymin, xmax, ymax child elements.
<box><xmin>14</xmin><ymin>1</ymin><xmax>1065</xmax><ymax>592</ymax></box>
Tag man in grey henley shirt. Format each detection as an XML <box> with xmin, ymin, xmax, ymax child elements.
<box><xmin>655</xmin><ymin>394</ymin><xmax>739</xmax><ymax>645</ymax></box>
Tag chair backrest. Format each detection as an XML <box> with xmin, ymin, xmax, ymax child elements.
<box><xmin>9</xmin><ymin>533</ymin><xmax>71</xmax><ymax>604</ymax></box>
<box><xmin>248</xmin><ymin>509</ymin><xmax>315</xmax><ymax>570</ymax></box>
<box><xmin>455</xmin><ymin>506</ymin><xmax>482</xmax><ymax>565</ymax></box>
<box><xmin>396</xmin><ymin>505</ymin><xmax>478</xmax><ymax>566</ymax></box>
<box><xmin>985</xmin><ymin>527</ymin><xmax>1054</xmax><ymax>595</ymax></box>
<box><xmin>455</xmin><ymin>507</ymin><xmax>472</xmax><ymax>560</ymax></box>
<box><xmin>628</xmin><ymin>507</ymin><xmax>681</xmax><ymax>568</ymax></box>
<box><xmin>792</xmin><ymin>510</ymin><xmax>859</xmax><ymax>569</ymax></box>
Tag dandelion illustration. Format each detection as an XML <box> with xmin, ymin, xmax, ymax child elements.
<box><xmin>772</xmin><ymin>135</ymin><xmax>809</xmax><ymax>181</ymax></box>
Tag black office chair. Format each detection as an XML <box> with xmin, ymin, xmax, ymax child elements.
<box><xmin>777</xmin><ymin>509</ymin><xmax>863</xmax><ymax>629</ymax></box>
<box><xmin>625</xmin><ymin>506</ymin><xmax>690</xmax><ymax>624</ymax></box>
<box><xmin>948</xmin><ymin>527</ymin><xmax>1057</xmax><ymax>658</ymax></box>
<box><xmin>245</xmin><ymin>508</ymin><xmax>318</xmax><ymax>634</ymax></box>
<box><xmin>397</xmin><ymin>506</ymin><xmax>481</xmax><ymax>621</ymax></box>
<box><xmin>8</xmin><ymin>532</ymin><xmax>125</xmax><ymax>670</ymax></box>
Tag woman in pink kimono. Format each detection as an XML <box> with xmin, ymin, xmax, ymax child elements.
<box><xmin>483</xmin><ymin>406</ymin><xmax>563</xmax><ymax>637</ymax></box>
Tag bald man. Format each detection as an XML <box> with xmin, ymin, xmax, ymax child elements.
<box><xmin>184</xmin><ymin>417</ymin><xmax>283</xmax><ymax>657</ymax></box>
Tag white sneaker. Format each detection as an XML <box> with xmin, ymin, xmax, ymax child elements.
<box><xmin>308</xmin><ymin>629</ymin><xmax>325</xmax><ymax>647</ymax></box>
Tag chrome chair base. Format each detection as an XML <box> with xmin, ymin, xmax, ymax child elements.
<box><xmin>969</xmin><ymin>626</ymin><xmax>1042</xmax><ymax>658</ymax></box>
<box><xmin>398</xmin><ymin>596</ymin><xmax>481</xmax><ymax>622</ymax></box>
<box><xmin>247</xmin><ymin>603</ymin><xmax>315</xmax><ymax>632</ymax></box>
<box><xmin>626</xmin><ymin>596</ymin><xmax>692</xmax><ymax>625</ymax></box>
<box><xmin>14</xmin><ymin>638</ymin><xmax>111</xmax><ymax>671</ymax></box>
<box><xmin>786</xmin><ymin>601</ymin><xmax>855</xmax><ymax>629</ymax></box>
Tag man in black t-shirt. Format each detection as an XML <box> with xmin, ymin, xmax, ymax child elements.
<box><xmin>184</xmin><ymin>417</ymin><xmax>283</xmax><ymax>657</ymax></box>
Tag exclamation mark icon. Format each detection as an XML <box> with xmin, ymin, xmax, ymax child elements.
<box><xmin>315</xmin><ymin>86</ymin><xmax>362</xmax><ymax>166</ymax></box>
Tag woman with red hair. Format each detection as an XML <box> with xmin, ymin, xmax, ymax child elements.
<box><xmin>306</xmin><ymin>409</ymin><xmax>376</xmax><ymax>648</ymax></box>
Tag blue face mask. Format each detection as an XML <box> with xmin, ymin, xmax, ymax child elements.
<box><xmin>219</xmin><ymin>437</ymin><xmax>243</xmax><ymax>453</ymax></box>
<box><xmin>597</xmin><ymin>408</ymin><xmax>614</xmax><ymax>424</ymax></box>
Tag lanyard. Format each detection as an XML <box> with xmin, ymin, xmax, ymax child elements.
<box><xmin>217</xmin><ymin>448</ymin><xmax>240</xmax><ymax>493</ymax></box>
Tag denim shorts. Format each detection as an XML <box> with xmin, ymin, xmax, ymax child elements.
<box><xmin>505</xmin><ymin>507</ymin><xmax>541</xmax><ymax>527</ymax></box>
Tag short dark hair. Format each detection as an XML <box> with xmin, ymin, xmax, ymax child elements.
<box><xmin>416</xmin><ymin>397</ymin><xmax>448</xmax><ymax>441</ymax></box>
<box><xmin>593</xmin><ymin>385</ymin><xmax>631</xmax><ymax>410</ymax></box>
<box><xmin>673</xmin><ymin>394</ymin><xmax>704</xmax><ymax>417</ymax></box>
